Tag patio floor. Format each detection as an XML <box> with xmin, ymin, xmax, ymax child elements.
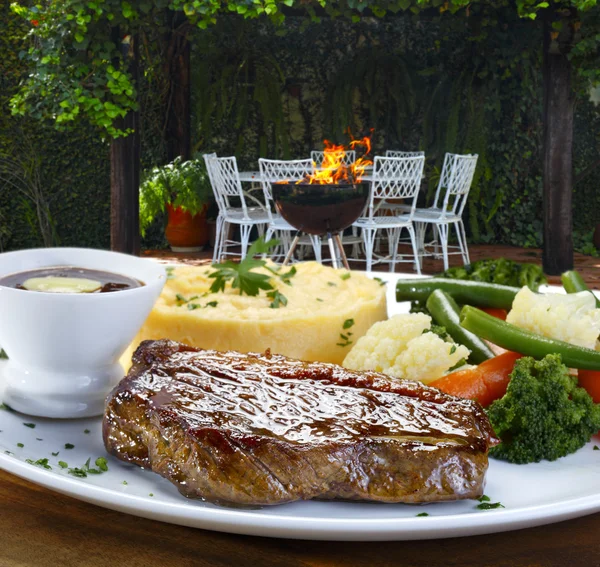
<box><xmin>142</xmin><ymin>244</ymin><xmax>600</xmax><ymax>290</ymax></box>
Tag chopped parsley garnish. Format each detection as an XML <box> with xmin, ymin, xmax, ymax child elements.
<box><xmin>337</xmin><ymin>335</ymin><xmax>353</xmax><ymax>348</ymax></box>
<box><xmin>52</xmin><ymin>451</ymin><xmax>59</xmax><ymax>456</ymax></box>
<box><xmin>476</xmin><ymin>501</ymin><xmax>505</xmax><ymax>510</ymax></box>
<box><xmin>122</xmin><ymin>480</ymin><xmax>128</xmax><ymax>485</ymax></box>
<box><xmin>340</xmin><ymin>272</ymin><xmax>351</xmax><ymax>281</ymax></box>
<box><xmin>337</xmin><ymin>319</ymin><xmax>355</xmax><ymax>347</ymax></box>
<box><xmin>177</xmin><ymin>294</ymin><xmax>200</xmax><ymax>307</ymax></box>
<box><xmin>316</xmin><ymin>298</ymin><xmax>324</xmax><ymax>302</ymax></box>
<box><xmin>83</xmin><ymin>458</ymin><xmax>102</xmax><ymax>474</ymax></box>
<box><xmin>267</xmin><ymin>290</ymin><xmax>288</xmax><ymax>309</ymax></box>
<box><xmin>23</xmin><ymin>422</ymin><xmax>36</xmax><ymax>429</ymax></box>
<box><xmin>327</xmin><ymin>282</ymin><xmax>337</xmax><ymax>287</ymax></box>
<box><xmin>4</xmin><ymin>450</ymin><xmax>13</xmax><ymax>455</ymax></box>
<box><xmin>165</xmin><ymin>267</ymin><xmax>175</xmax><ymax>280</ymax></box>
<box><xmin>594</xmin><ymin>445</ymin><xmax>599</xmax><ymax>451</ymax></box>
<box><xmin>478</xmin><ymin>495</ymin><xmax>491</xmax><ymax>502</ymax></box>
<box><xmin>278</xmin><ymin>266</ymin><xmax>297</xmax><ymax>286</ymax></box>
<box><xmin>84</xmin><ymin>429</ymin><xmax>90</xmax><ymax>434</ymax></box>
<box><xmin>65</xmin><ymin>457</ymin><xmax>109</xmax><ymax>478</ymax></box>
<box><xmin>188</xmin><ymin>300</ymin><xmax>218</xmax><ymax>310</ymax></box>
<box><xmin>26</xmin><ymin>458</ymin><xmax>51</xmax><ymax>470</ymax></box>
<box><xmin>450</xmin><ymin>345</ymin><xmax>457</xmax><ymax>355</ymax></box>
<box><xmin>17</xmin><ymin>443</ymin><xmax>24</xmax><ymax>448</ymax></box>
<box><xmin>0</xmin><ymin>403</ymin><xmax>14</xmax><ymax>412</ymax></box>
<box><xmin>416</xmin><ymin>512</ymin><xmax>429</xmax><ymax>517</ymax></box>
<box><xmin>373</xmin><ymin>277</ymin><xmax>386</xmax><ymax>287</ymax></box>
<box><xmin>58</xmin><ymin>461</ymin><xmax>68</xmax><ymax>469</ymax></box>
<box><xmin>68</xmin><ymin>467</ymin><xmax>88</xmax><ymax>478</ymax></box>
<box><xmin>149</xmin><ymin>493</ymin><xmax>154</xmax><ymax>497</ymax></box>
<box><xmin>65</xmin><ymin>443</ymin><xmax>75</xmax><ymax>449</ymax></box>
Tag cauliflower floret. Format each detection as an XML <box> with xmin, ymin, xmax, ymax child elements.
<box><xmin>506</xmin><ymin>287</ymin><xmax>600</xmax><ymax>350</ymax></box>
<box><xmin>342</xmin><ymin>313</ymin><xmax>470</xmax><ymax>384</ymax></box>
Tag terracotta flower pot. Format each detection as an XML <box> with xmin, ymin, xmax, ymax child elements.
<box><xmin>165</xmin><ymin>203</ymin><xmax>209</xmax><ymax>252</ymax></box>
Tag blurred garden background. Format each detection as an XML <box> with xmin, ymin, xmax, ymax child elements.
<box><xmin>1</xmin><ymin>0</ymin><xmax>599</xmax><ymax>260</ymax></box>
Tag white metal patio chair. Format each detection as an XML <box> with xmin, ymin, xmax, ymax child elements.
<box><xmin>310</xmin><ymin>149</ymin><xmax>356</xmax><ymax>168</ymax></box>
<box><xmin>412</xmin><ymin>153</ymin><xmax>479</xmax><ymax>270</ymax></box>
<box><xmin>352</xmin><ymin>155</ymin><xmax>425</xmax><ymax>273</ymax></box>
<box><xmin>203</xmin><ymin>154</ymin><xmax>270</xmax><ymax>262</ymax></box>
<box><xmin>385</xmin><ymin>150</ymin><xmax>425</xmax><ymax>158</ymax></box>
<box><xmin>374</xmin><ymin>151</ymin><xmax>426</xmax><ymax>252</ymax></box>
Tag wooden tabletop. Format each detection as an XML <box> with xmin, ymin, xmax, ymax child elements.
<box><xmin>1</xmin><ymin>468</ymin><xmax>600</xmax><ymax>567</ymax></box>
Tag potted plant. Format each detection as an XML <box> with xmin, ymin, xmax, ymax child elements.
<box><xmin>139</xmin><ymin>157</ymin><xmax>213</xmax><ymax>252</ymax></box>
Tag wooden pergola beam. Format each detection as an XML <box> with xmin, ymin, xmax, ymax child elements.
<box><xmin>110</xmin><ymin>33</ymin><xmax>140</xmax><ymax>255</ymax></box>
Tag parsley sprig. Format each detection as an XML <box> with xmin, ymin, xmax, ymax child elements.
<box><xmin>208</xmin><ymin>238</ymin><xmax>279</xmax><ymax>296</ymax></box>
<box><xmin>208</xmin><ymin>237</ymin><xmax>295</xmax><ymax>303</ymax></box>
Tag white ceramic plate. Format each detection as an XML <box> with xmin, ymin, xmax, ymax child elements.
<box><xmin>1</xmin><ymin>273</ymin><xmax>600</xmax><ymax>541</ymax></box>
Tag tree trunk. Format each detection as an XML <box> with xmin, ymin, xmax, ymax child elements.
<box><xmin>110</xmin><ymin>36</ymin><xmax>140</xmax><ymax>255</ymax></box>
<box><xmin>110</xmin><ymin>33</ymin><xmax>140</xmax><ymax>255</ymax></box>
<box><xmin>165</xmin><ymin>11</ymin><xmax>191</xmax><ymax>162</ymax></box>
<box><xmin>542</xmin><ymin>12</ymin><xmax>575</xmax><ymax>275</ymax></box>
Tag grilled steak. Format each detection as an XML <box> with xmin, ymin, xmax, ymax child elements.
<box><xmin>103</xmin><ymin>339</ymin><xmax>498</xmax><ymax>506</ymax></box>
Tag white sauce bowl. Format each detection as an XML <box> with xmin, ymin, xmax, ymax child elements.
<box><xmin>0</xmin><ymin>248</ymin><xmax>165</xmax><ymax>418</ymax></box>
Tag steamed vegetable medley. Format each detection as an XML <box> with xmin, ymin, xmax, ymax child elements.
<box><xmin>342</xmin><ymin>264</ymin><xmax>600</xmax><ymax>465</ymax></box>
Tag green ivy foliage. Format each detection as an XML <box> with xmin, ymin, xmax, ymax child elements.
<box><xmin>3</xmin><ymin>0</ymin><xmax>600</xmax><ymax>254</ymax></box>
<box><xmin>189</xmin><ymin>13</ymin><xmax>599</xmax><ymax>251</ymax></box>
<box><xmin>0</xmin><ymin>0</ymin><xmax>165</xmax><ymax>251</ymax></box>
<box><xmin>9</xmin><ymin>0</ymin><xmax>600</xmax><ymax>138</ymax></box>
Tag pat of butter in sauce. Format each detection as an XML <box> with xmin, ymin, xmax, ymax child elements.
<box><xmin>22</xmin><ymin>276</ymin><xmax>102</xmax><ymax>293</ymax></box>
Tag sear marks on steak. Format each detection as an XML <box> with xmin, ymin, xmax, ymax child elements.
<box><xmin>103</xmin><ymin>339</ymin><xmax>498</xmax><ymax>506</ymax></box>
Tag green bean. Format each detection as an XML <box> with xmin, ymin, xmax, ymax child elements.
<box><xmin>561</xmin><ymin>271</ymin><xmax>600</xmax><ymax>308</ymax></box>
<box><xmin>396</xmin><ymin>278</ymin><xmax>520</xmax><ymax>310</ymax></box>
<box><xmin>426</xmin><ymin>289</ymin><xmax>494</xmax><ymax>364</ymax></box>
<box><xmin>460</xmin><ymin>305</ymin><xmax>600</xmax><ymax>370</ymax></box>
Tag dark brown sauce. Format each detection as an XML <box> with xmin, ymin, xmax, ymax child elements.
<box><xmin>0</xmin><ymin>266</ymin><xmax>143</xmax><ymax>293</ymax></box>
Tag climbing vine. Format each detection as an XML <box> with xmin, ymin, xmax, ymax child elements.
<box><xmin>9</xmin><ymin>1</ymin><xmax>600</xmax><ymax>138</ymax></box>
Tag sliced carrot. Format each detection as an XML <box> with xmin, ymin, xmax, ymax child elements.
<box><xmin>429</xmin><ymin>351</ymin><xmax>522</xmax><ymax>407</ymax></box>
<box><xmin>577</xmin><ymin>370</ymin><xmax>600</xmax><ymax>403</ymax></box>
<box><xmin>481</xmin><ymin>307</ymin><xmax>508</xmax><ymax>321</ymax></box>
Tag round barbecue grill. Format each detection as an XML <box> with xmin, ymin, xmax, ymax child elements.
<box><xmin>272</xmin><ymin>182</ymin><xmax>368</xmax><ymax>269</ymax></box>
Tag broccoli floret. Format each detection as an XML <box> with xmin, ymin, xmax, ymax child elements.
<box><xmin>440</xmin><ymin>258</ymin><xmax>547</xmax><ymax>291</ymax></box>
<box><xmin>442</xmin><ymin>266</ymin><xmax>471</xmax><ymax>280</ymax></box>
<box><xmin>427</xmin><ymin>324</ymin><xmax>452</xmax><ymax>342</ymax></box>
<box><xmin>487</xmin><ymin>354</ymin><xmax>600</xmax><ymax>464</ymax></box>
<box><xmin>409</xmin><ymin>299</ymin><xmax>430</xmax><ymax>316</ymax></box>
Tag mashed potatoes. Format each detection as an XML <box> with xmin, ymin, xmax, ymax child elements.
<box><xmin>122</xmin><ymin>261</ymin><xmax>387</xmax><ymax>365</ymax></box>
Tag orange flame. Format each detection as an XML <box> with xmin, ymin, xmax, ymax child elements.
<box><xmin>299</xmin><ymin>135</ymin><xmax>373</xmax><ymax>185</ymax></box>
